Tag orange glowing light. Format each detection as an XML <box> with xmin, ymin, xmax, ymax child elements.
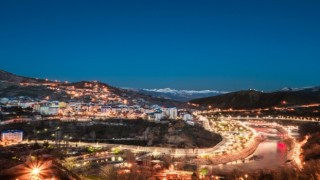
<box><xmin>31</xmin><ymin>168</ymin><xmax>40</xmax><ymax>175</ymax></box>
<box><xmin>18</xmin><ymin>160</ymin><xmax>52</xmax><ymax>180</ymax></box>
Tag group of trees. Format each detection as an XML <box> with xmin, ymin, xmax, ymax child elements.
<box><xmin>196</xmin><ymin>162</ymin><xmax>320</xmax><ymax>180</ymax></box>
<box><xmin>299</xmin><ymin>122</ymin><xmax>320</xmax><ymax>161</ymax></box>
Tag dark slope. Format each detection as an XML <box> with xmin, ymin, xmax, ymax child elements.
<box><xmin>190</xmin><ymin>88</ymin><xmax>320</xmax><ymax>109</ymax></box>
<box><xmin>0</xmin><ymin>69</ymin><xmax>52</xmax><ymax>83</ymax></box>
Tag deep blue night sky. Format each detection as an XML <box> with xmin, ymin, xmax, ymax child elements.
<box><xmin>0</xmin><ymin>0</ymin><xmax>319</xmax><ymax>91</ymax></box>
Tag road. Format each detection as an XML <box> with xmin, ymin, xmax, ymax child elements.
<box><xmin>202</xmin><ymin>122</ymin><xmax>300</xmax><ymax>172</ymax></box>
<box><xmin>231</xmin><ymin>116</ymin><xmax>319</xmax><ymax>123</ymax></box>
<box><xmin>2</xmin><ymin>115</ymin><xmax>305</xmax><ymax>167</ymax></box>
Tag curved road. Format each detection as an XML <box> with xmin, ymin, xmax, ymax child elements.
<box><xmin>203</xmin><ymin>123</ymin><xmax>298</xmax><ymax>172</ymax></box>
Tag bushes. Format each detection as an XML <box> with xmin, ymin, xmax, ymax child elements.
<box><xmin>299</xmin><ymin>122</ymin><xmax>320</xmax><ymax>136</ymax></box>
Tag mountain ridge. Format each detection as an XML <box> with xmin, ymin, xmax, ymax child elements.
<box><xmin>189</xmin><ymin>87</ymin><xmax>320</xmax><ymax>109</ymax></box>
<box><xmin>0</xmin><ymin>69</ymin><xmax>52</xmax><ymax>84</ymax></box>
<box><xmin>0</xmin><ymin>69</ymin><xmax>183</xmax><ymax>107</ymax></box>
<box><xmin>125</xmin><ymin>88</ymin><xmax>226</xmax><ymax>102</ymax></box>
<box><xmin>1</xmin><ymin>69</ymin><xmax>319</xmax><ymax>109</ymax></box>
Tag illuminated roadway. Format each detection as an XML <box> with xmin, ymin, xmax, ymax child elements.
<box><xmin>1</xmin><ymin>115</ymin><xmax>308</xmax><ymax>167</ymax></box>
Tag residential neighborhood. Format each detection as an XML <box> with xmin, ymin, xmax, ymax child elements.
<box><xmin>0</xmin><ymin>81</ymin><xmax>195</xmax><ymax>124</ymax></box>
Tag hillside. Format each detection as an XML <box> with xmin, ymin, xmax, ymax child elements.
<box><xmin>0</xmin><ymin>81</ymin><xmax>67</xmax><ymax>100</ymax></box>
<box><xmin>190</xmin><ymin>88</ymin><xmax>320</xmax><ymax>109</ymax></box>
<box><xmin>0</xmin><ymin>70</ymin><xmax>52</xmax><ymax>84</ymax></box>
<box><xmin>0</xmin><ymin>69</ymin><xmax>183</xmax><ymax>107</ymax></box>
<box><xmin>60</xmin><ymin>81</ymin><xmax>184</xmax><ymax>107</ymax></box>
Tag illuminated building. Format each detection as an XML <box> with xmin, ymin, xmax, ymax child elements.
<box><xmin>1</xmin><ymin>130</ymin><xmax>23</xmax><ymax>143</ymax></box>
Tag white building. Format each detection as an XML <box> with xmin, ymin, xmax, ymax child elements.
<box><xmin>0</xmin><ymin>98</ymin><xmax>9</xmax><ymax>104</ymax></box>
<box><xmin>154</xmin><ymin>112</ymin><xmax>163</xmax><ymax>121</ymax></box>
<box><xmin>18</xmin><ymin>102</ymin><xmax>35</xmax><ymax>108</ymax></box>
<box><xmin>186</xmin><ymin>120</ymin><xmax>195</xmax><ymax>126</ymax></box>
<box><xmin>182</xmin><ymin>113</ymin><xmax>193</xmax><ymax>121</ymax></box>
<box><xmin>147</xmin><ymin>111</ymin><xmax>163</xmax><ymax>121</ymax></box>
<box><xmin>162</xmin><ymin>107</ymin><xmax>178</xmax><ymax>119</ymax></box>
<box><xmin>38</xmin><ymin>101</ymin><xmax>59</xmax><ymax>115</ymax></box>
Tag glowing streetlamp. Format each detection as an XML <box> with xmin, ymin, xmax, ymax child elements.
<box><xmin>31</xmin><ymin>168</ymin><xmax>40</xmax><ymax>175</ymax></box>
<box><xmin>29</xmin><ymin>167</ymin><xmax>41</xmax><ymax>180</ymax></box>
<box><xmin>20</xmin><ymin>160</ymin><xmax>52</xmax><ymax>180</ymax></box>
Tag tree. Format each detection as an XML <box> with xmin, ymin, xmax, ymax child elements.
<box><xmin>43</xmin><ymin>141</ymin><xmax>49</xmax><ymax>148</ymax></box>
<box><xmin>192</xmin><ymin>172</ymin><xmax>199</xmax><ymax>180</ymax></box>
<box><xmin>199</xmin><ymin>168</ymin><xmax>208</xmax><ymax>177</ymax></box>
<box><xmin>99</xmin><ymin>166</ymin><xmax>118</xmax><ymax>180</ymax></box>
<box><xmin>90</xmin><ymin>131</ymin><xmax>96</xmax><ymax>141</ymax></box>
<box><xmin>162</xmin><ymin>154</ymin><xmax>172</xmax><ymax>168</ymax></box>
<box><xmin>31</xmin><ymin>141</ymin><xmax>41</xmax><ymax>149</ymax></box>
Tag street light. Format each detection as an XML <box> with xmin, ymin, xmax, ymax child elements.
<box><xmin>30</xmin><ymin>167</ymin><xmax>41</xmax><ymax>180</ymax></box>
<box><xmin>31</xmin><ymin>168</ymin><xmax>40</xmax><ymax>176</ymax></box>
<box><xmin>20</xmin><ymin>160</ymin><xmax>52</xmax><ymax>180</ymax></box>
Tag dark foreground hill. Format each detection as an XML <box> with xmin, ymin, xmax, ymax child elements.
<box><xmin>190</xmin><ymin>87</ymin><xmax>320</xmax><ymax>109</ymax></box>
<box><xmin>0</xmin><ymin>119</ymin><xmax>222</xmax><ymax>148</ymax></box>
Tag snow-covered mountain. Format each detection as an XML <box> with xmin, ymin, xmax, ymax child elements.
<box><xmin>125</xmin><ymin>86</ymin><xmax>320</xmax><ymax>102</ymax></box>
<box><xmin>125</xmin><ymin>88</ymin><xmax>227</xmax><ymax>102</ymax></box>
<box><xmin>279</xmin><ymin>86</ymin><xmax>320</xmax><ymax>92</ymax></box>
<box><xmin>143</xmin><ymin>88</ymin><xmax>223</xmax><ymax>94</ymax></box>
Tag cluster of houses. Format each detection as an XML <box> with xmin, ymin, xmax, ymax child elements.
<box><xmin>19</xmin><ymin>81</ymin><xmax>142</xmax><ymax>106</ymax></box>
<box><xmin>0</xmin><ymin>96</ymin><xmax>195</xmax><ymax>124</ymax></box>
